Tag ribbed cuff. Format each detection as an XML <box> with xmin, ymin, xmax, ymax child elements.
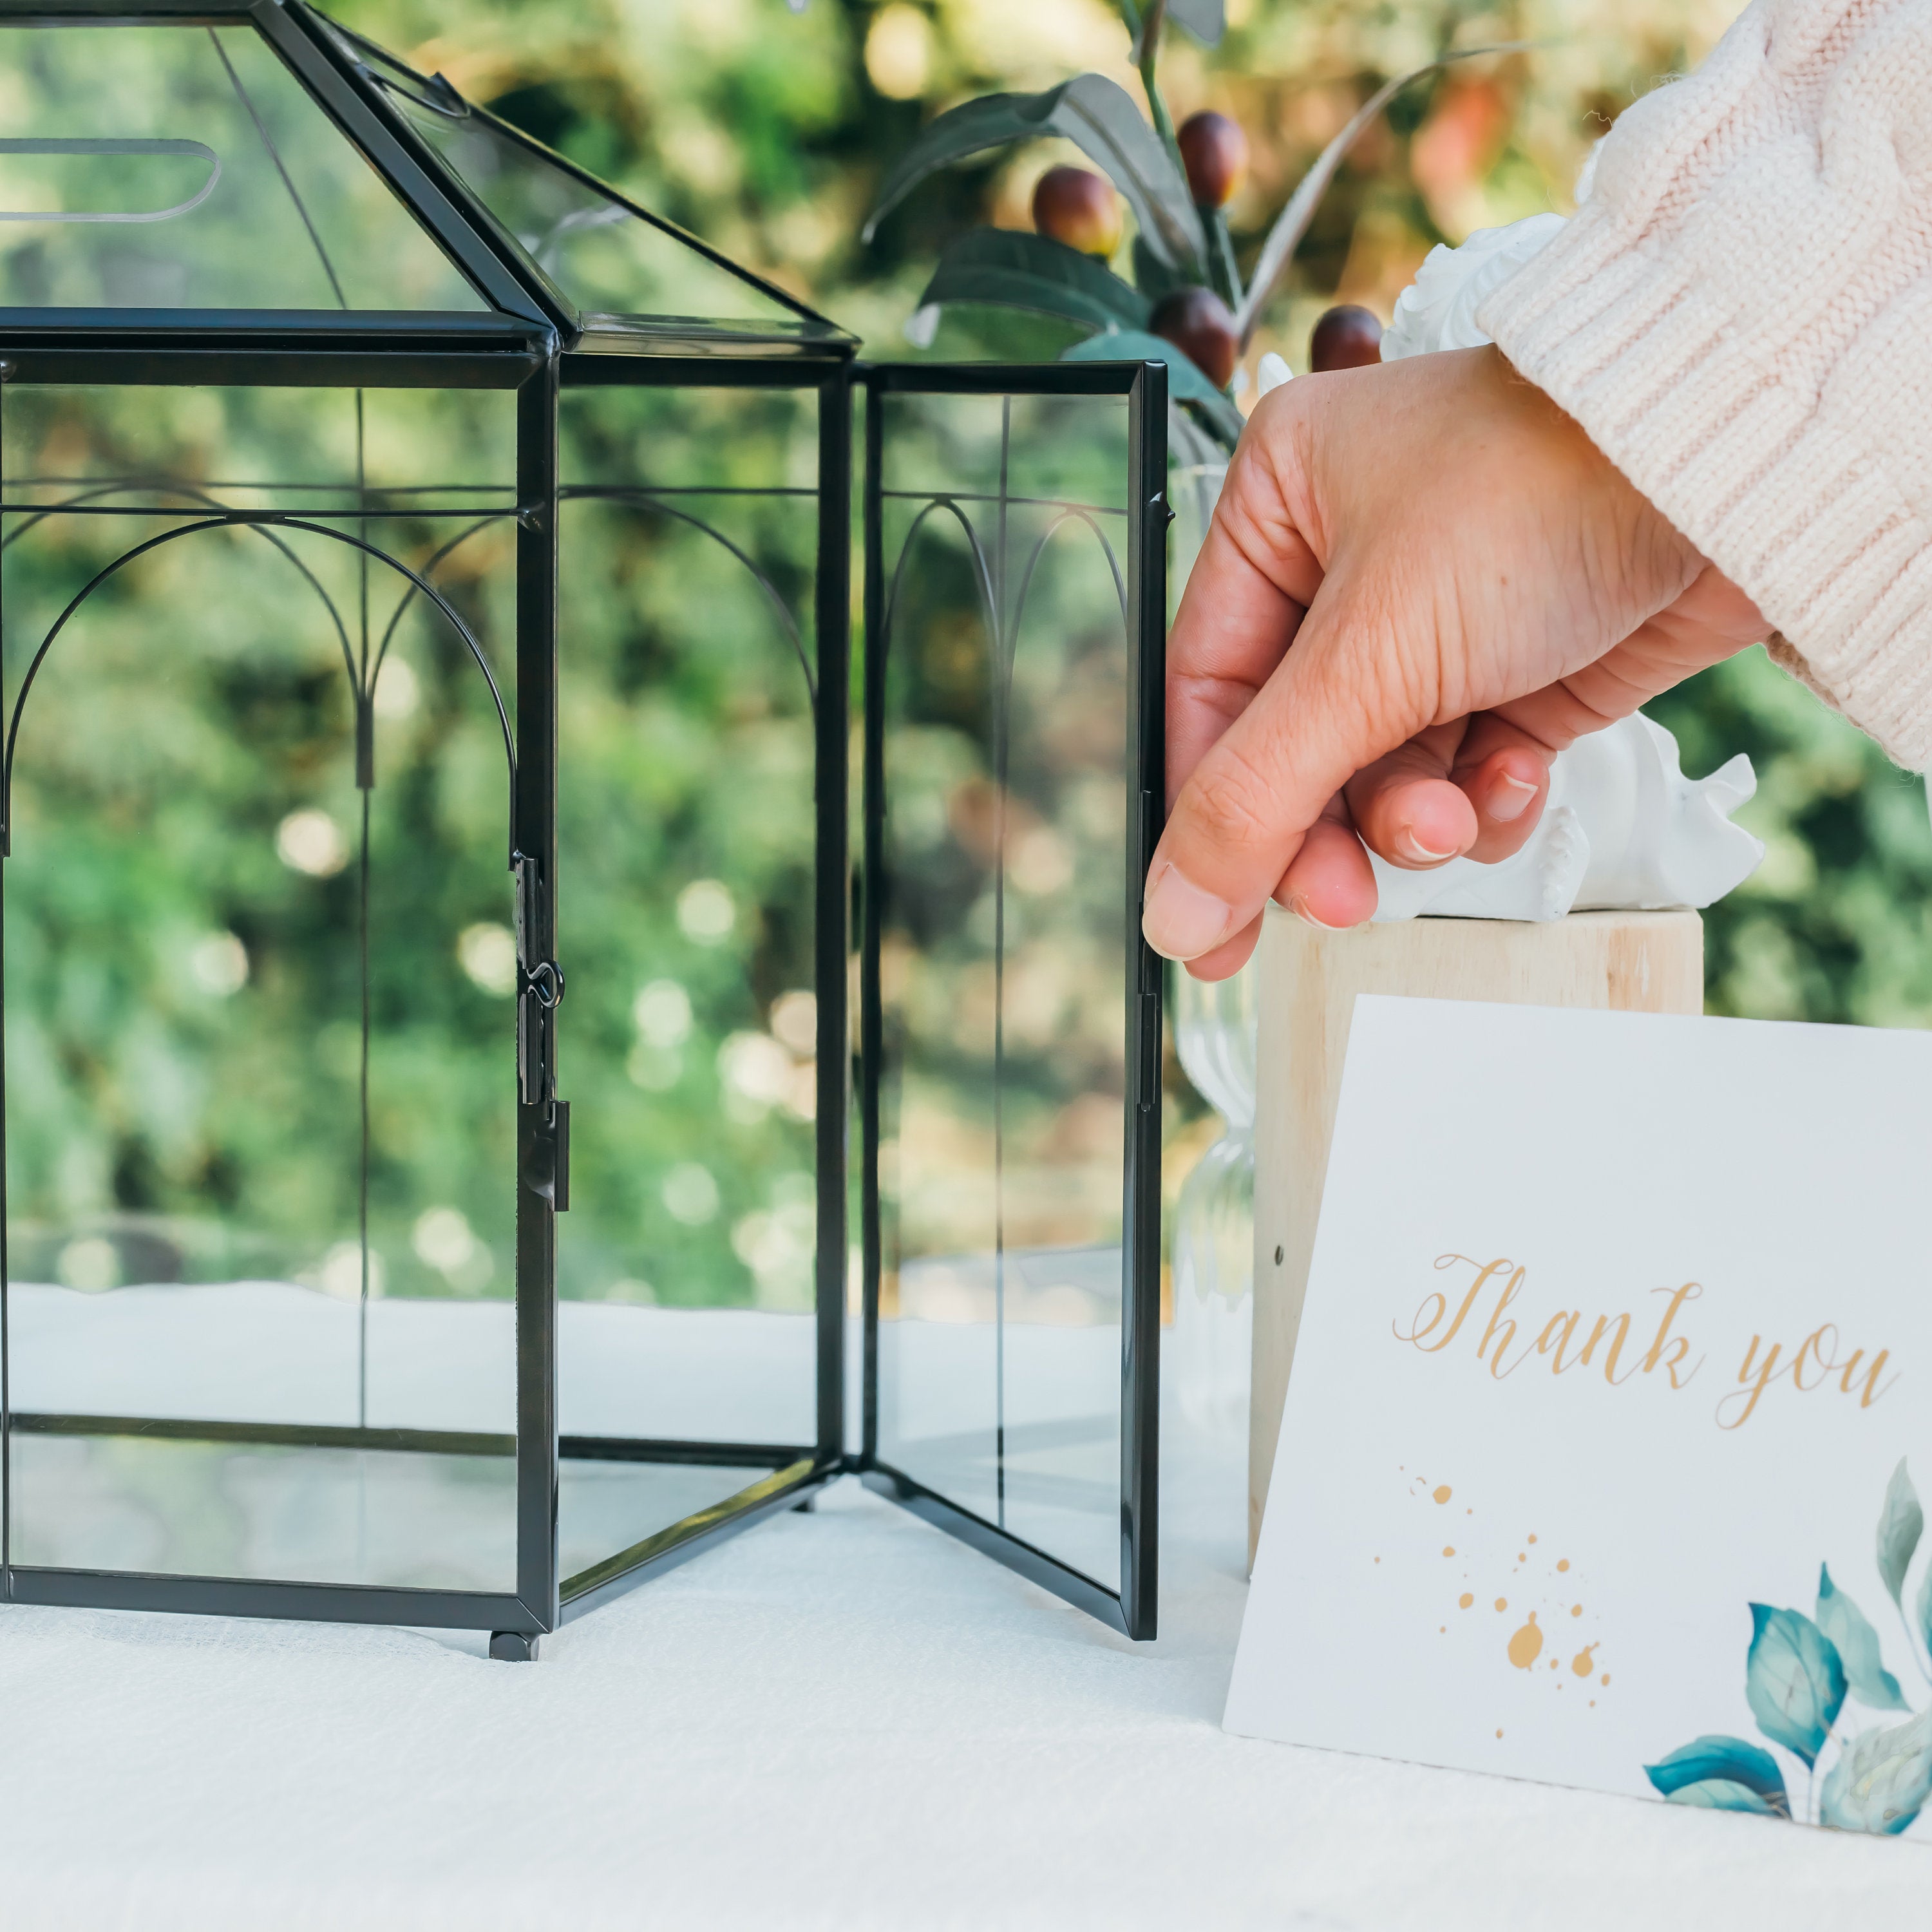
<box><xmin>1477</xmin><ymin>207</ymin><xmax>1932</xmax><ymax>772</ymax></box>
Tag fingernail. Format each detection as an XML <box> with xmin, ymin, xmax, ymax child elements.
<box><xmin>1287</xmin><ymin>893</ymin><xmax>1348</xmax><ymax>932</ymax></box>
<box><xmin>1396</xmin><ymin>826</ymin><xmax>1459</xmax><ymax>865</ymax></box>
<box><xmin>1143</xmin><ymin>862</ymin><xmax>1233</xmax><ymax>959</ymax></box>
<box><xmin>1487</xmin><ymin>773</ymin><xmax>1539</xmax><ymax>824</ymax></box>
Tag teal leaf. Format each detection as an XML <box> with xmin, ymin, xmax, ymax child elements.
<box><xmin>862</xmin><ymin>76</ymin><xmax>1205</xmax><ymax>272</ymax></box>
<box><xmin>1745</xmin><ymin>1604</ymin><xmax>1848</xmax><ymax>1767</ymax></box>
<box><xmin>1062</xmin><ymin>328</ymin><xmax>1245</xmax><ymax>446</ymax></box>
<box><xmin>1130</xmin><ymin>234</ymin><xmax>1192</xmax><ymax>303</ymax></box>
<box><xmin>1659</xmin><ymin>1779</ymin><xmax>1784</xmax><ymax>1815</ymax></box>
<box><xmin>1162</xmin><ymin>0</ymin><xmax>1225</xmax><ymax>48</ymax></box>
<box><xmin>916</xmin><ymin>229</ymin><xmax>1150</xmax><ymax>336</ymax></box>
<box><xmin>1645</xmin><ymin>1735</ymin><xmax>1790</xmax><ymax>1813</ymax></box>
<box><xmin>1819</xmin><ymin>1707</ymin><xmax>1932</xmax><ymax>1835</ymax></box>
<box><xmin>1917</xmin><ymin>1557</ymin><xmax>1932</xmax><ymax>1669</ymax></box>
<box><xmin>1877</xmin><ymin>1459</ymin><xmax>1922</xmax><ymax>1612</ymax></box>
<box><xmin>1817</xmin><ymin>1564</ymin><xmax>1909</xmax><ymax>1712</ymax></box>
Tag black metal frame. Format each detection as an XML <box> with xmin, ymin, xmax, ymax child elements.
<box><xmin>0</xmin><ymin>0</ymin><xmax>1167</xmax><ymax>1655</ymax></box>
<box><xmin>857</xmin><ymin>362</ymin><xmax>1166</xmax><ymax>1642</ymax></box>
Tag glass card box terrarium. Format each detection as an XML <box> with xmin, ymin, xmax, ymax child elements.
<box><xmin>0</xmin><ymin>0</ymin><xmax>1166</xmax><ymax>1656</ymax></box>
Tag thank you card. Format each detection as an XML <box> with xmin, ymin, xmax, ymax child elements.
<box><xmin>1227</xmin><ymin>998</ymin><xmax>1932</xmax><ymax>1840</ymax></box>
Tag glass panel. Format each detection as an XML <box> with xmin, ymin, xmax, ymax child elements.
<box><xmin>10</xmin><ymin>1435</ymin><xmax>515</xmax><ymax>1589</ymax></box>
<box><xmin>335</xmin><ymin>28</ymin><xmax>797</xmax><ymax>328</ymax></box>
<box><xmin>553</xmin><ymin>379</ymin><xmax>824</xmax><ymax>1520</ymax></box>
<box><xmin>556</xmin><ymin>1461</ymin><xmax>774</xmax><ymax>1585</ymax></box>
<box><xmin>2</xmin><ymin>382</ymin><xmax>521</xmax><ymax>1590</ymax></box>
<box><xmin>873</xmin><ymin>384</ymin><xmax>1141</xmax><ymax>1593</ymax></box>
<box><xmin>0</xmin><ymin>23</ymin><xmax>482</xmax><ymax>311</ymax></box>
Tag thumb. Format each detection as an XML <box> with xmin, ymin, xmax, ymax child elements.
<box><xmin>1142</xmin><ymin>581</ymin><xmax>1428</xmax><ymax>962</ymax></box>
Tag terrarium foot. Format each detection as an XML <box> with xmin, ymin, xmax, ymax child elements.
<box><xmin>489</xmin><ymin>1630</ymin><xmax>541</xmax><ymax>1662</ymax></box>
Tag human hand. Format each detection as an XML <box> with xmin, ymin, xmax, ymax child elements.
<box><xmin>1146</xmin><ymin>346</ymin><xmax>1770</xmax><ymax>979</ymax></box>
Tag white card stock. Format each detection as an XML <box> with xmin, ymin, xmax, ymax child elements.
<box><xmin>1227</xmin><ymin>998</ymin><xmax>1932</xmax><ymax>1839</ymax></box>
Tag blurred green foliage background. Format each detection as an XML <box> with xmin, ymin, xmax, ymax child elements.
<box><xmin>5</xmin><ymin>0</ymin><xmax>1927</xmax><ymax>1330</ymax></box>
<box><xmin>334</xmin><ymin>0</ymin><xmax>1932</xmax><ymax>1029</ymax></box>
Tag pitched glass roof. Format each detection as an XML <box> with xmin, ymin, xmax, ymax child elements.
<box><xmin>0</xmin><ymin>4</ymin><xmax>848</xmax><ymax>348</ymax></box>
<box><xmin>325</xmin><ymin>23</ymin><xmax>809</xmax><ymax>334</ymax></box>
<box><xmin>0</xmin><ymin>21</ymin><xmax>482</xmax><ymax>313</ymax></box>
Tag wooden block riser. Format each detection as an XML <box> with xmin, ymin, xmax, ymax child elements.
<box><xmin>1249</xmin><ymin>906</ymin><xmax>1705</xmax><ymax>1565</ymax></box>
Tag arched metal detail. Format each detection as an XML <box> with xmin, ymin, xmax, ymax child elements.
<box><xmin>563</xmin><ymin>485</ymin><xmax>817</xmax><ymax>705</ymax></box>
<box><xmin>3</xmin><ymin>512</ymin><xmax>516</xmax><ymax>858</ymax></box>
<box><xmin>1</xmin><ymin>478</ymin><xmax>361</xmax><ymax>694</ymax></box>
<box><xmin>369</xmin><ymin>512</ymin><xmax>515</xmax><ymax>690</ymax></box>
<box><xmin>1007</xmin><ymin>509</ymin><xmax>1130</xmax><ymax>646</ymax></box>
<box><xmin>878</xmin><ymin>495</ymin><xmax>999</xmax><ymax>681</ymax></box>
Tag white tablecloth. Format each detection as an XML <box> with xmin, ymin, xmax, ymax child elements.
<box><xmin>0</xmin><ymin>1385</ymin><xmax>1926</xmax><ymax>1932</ymax></box>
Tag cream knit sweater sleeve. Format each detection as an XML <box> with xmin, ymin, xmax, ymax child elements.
<box><xmin>1476</xmin><ymin>0</ymin><xmax>1932</xmax><ymax>768</ymax></box>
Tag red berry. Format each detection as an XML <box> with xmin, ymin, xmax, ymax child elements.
<box><xmin>1031</xmin><ymin>166</ymin><xmax>1122</xmax><ymax>258</ymax></box>
<box><xmin>1151</xmin><ymin>285</ymin><xmax>1238</xmax><ymax>390</ymax></box>
<box><xmin>1309</xmin><ymin>304</ymin><xmax>1383</xmax><ymax>372</ymax></box>
<box><xmin>1177</xmin><ymin>111</ymin><xmax>1249</xmax><ymax>210</ymax></box>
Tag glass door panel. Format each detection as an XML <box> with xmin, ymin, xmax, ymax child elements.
<box><xmin>864</xmin><ymin>364</ymin><xmax>1163</xmax><ymax>1636</ymax></box>
<box><xmin>1</xmin><ymin>381</ymin><xmax>520</xmax><ymax>1591</ymax></box>
<box><xmin>551</xmin><ymin>375</ymin><xmax>834</xmax><ymax>1592</ymax></box>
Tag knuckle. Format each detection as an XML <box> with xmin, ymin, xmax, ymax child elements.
<box><xmin>1181</xmin><ymin>741</ymin><xmax>1279</xmax><ymax>860</ymax></box>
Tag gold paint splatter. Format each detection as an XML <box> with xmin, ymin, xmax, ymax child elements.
<box><xmin>1548</xmin><ymin>1658</ymin><xmax>1558</xmax><ymax>1671</ymax></box>
<box><xmin>1458</xmin><ymin>1593</ymin><xmax>1473</xmax><ymax>1609</ymax></box>
<box><xmin>1601</xmin><ymin>1674</ymin><xmax>1611</xmax><ymax>1687</ymax></box>
<box><xmin>1517</xmin><ymin>1551</ymin><xmax>1527</xmax><ymax>1562</ymax></box>
<box><xmin>1494</xmin><ymin>1597</ymin><xmax>1508</xmax><ymax>1612</ymax></box>
<box><xmin>1571</xmin><ymin>1604</ymin><xmax>1583</xmax><ymax>1618</ymax></box>
<box><xmin>1432</xmin><ymin>1485</ymin><xmax>1452</xmax><ymax>1504</ymax></box>
<box><xmin>1556</xmin><ymin>1559</ymin><xmax>1570</xmax><ymax>1573</ymax></box>
<box><xmin>1443</xmin><ymin>1546</ymin><xmax>1455</xmax><ymax>1557</ymax></box>
<box><xmin>1374</xmin><ymin>1557</ymin><xmax>1381</xmax><ymax>1564</ymax></box>
<box><xmin>1466</xmin><ymin>1508</ymin><xmax>1473</xmax><ymax>1516</ymax></box>
<box><xmin>1439</xmin><ymin>1625</ymin><xmax>1446</xmax><ymax>1634</ymax></box>
<box><xmin>1572</xmin><ymin>1645</ymin><xmax>1599</xmax><ymax>1678</ymax></box>
<box><xmin>1495</xmin><ymin>1728</ymin><xmax>1504</xmax><ymax>1739</ymax></box>
<box><xmin>1589</xmin><ymin>1700</ymin><xmax>1596</xmax><ymax>1708</ymax></box>
<box><xmin>1528</xmin><ymin>1533</ymin><xmax>1538</xmax><ymax>1544</ymax></box>
<box><xmin>1507</xmin><ymin>1613</ymin><xmax>1544</xmax><ymax>1669</ymax></box>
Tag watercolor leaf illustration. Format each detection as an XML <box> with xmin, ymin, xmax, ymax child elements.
<box><xmin>1818</xmin><ymin>1707</ymin><xmax>1932</xmax><ymax>1835</ymax></box>
<box><xmin>1745</xmin><ymin>1605</ymin><xmax>1847</xmax><ymax>1766</ymax></box>
<box><xmin>1648</xmin><ymin>1463</ymin><xmax>1932</xmax><ymax>1833</ymax></box>
<box><xmin>1876</xmin><ymin>1459</ymin><xmax>1922</xmax><ymax>1612</ymax></box>
<box><xmin>1817</xmin><ymin>1564</ymin><xmax>1909</xmax><ymax>1712</ymax></box>
<box><xmin>1645</xmin><ymin>1735</ymin><xmax>1790</xmax><ymax>1816</ymax></box>
<box><xmin>1915</xmin><ymin>1558</ymin><xmax>1932</xmax><ymax>1669</ymax></box>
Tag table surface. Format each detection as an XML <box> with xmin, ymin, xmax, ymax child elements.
<box><xmin>1</xmin><ymin>1400</ymin><xmax>1926</xmax><ymax>1930</ymax></box>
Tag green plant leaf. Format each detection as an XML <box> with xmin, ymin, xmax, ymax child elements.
<box><xmin>1645</xmin><ymin>1735</ymin><xmax>1790</xmax><ymax>1813</ymax></box>
<box><xmin>1061</xmin><ymin>327</ymin><xmax>1244</xmax><ymax>444</ymax></box>
<box><xmin>1878</xmin><ymin>1458</ymin><xmax>1922</xmax><ymax>1611</ymax></box>
<box><xmin>1819</xmin><ymin>1707</ymin><xmax>1932</xmax><ymax>1835</ymax></box>
<box><xmin>1658</xmin><ymin>1779</ymin><xmax>1785</xmax><ymax>1815</ymax></box>
<box><xmin>1164</xmin><ymin>0</ymin><xmax>1225</xmax><ymax>48</ymax></box>
<box><xmin>1817</xmin><ymin>1564</ymin><xmax>1909</xmax><ymax>1712</ymax></box>
<box><xmin>862</xmin><ymin>75</ymin><xmax>1205</xmax><ymax>272</ymax></box>
<box><xmin>916</xmin><ymin>229</ymin><xmax>1151</xmax><ymax>336</ymax></box>
<box><xmin>1746</xmin><ymin>1604</ymin><xmax>1848</xmax><ymax>1767</ymax></box>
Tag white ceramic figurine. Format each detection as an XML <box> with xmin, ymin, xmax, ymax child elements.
<box><xmin>1365</xmin><ymin>712</ymin><xmax>1762</xmax><ymax>920</ymax></box>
